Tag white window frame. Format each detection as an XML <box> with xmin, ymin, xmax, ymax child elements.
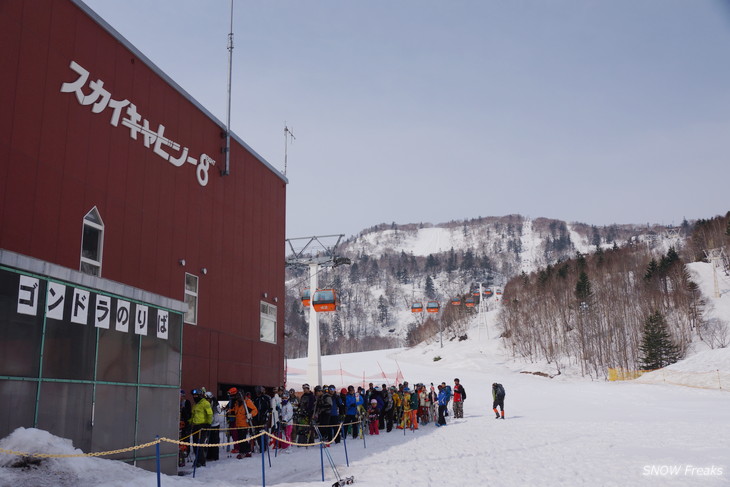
<box><xmin>260</xmin><ymin>301</ymin><xmax>277</xmax><ymax>344</ymax></box>
<box><xmin>80</xmin><ymin>206</ymin><xmax>104</xmax><ymax>276</ymax></box>
<box><xmin>184</xmin><ymin>273</ymin><xmax>199</xmax><ymax>325</ymax></box>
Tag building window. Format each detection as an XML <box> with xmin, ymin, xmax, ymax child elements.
<box><xmin>80</xmin><ymin>207</ymin><xmax>104</xmax><ymax>276</ymax></box>
<box><xmin>184</xmin><ymin>273</ymin><xmax>198</xmax><ymax>325</ymax></box>
<box><xmin>260</xmin><ymin>301</ymin><xmax>277</xmax><ymax>344</ymax></box>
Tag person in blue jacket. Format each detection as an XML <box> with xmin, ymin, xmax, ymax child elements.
<box><xmin>344</xmin><ymin>385</ymin><xmax>364</xmax><ymax>439</ymax></box>
<box><xmin>329</xmin><ymin>385</ymin><xmax>344</xmax><ymax>443</ymax></box>
<box><xmin>436</xmin><ymin>384</ymin><xmax>449</xmax><ymax>426</ymax></box>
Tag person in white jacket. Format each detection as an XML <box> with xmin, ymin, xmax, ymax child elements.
<box><xmin>279</xmin><ymin>391</ymin><xmax>294</xmax><ymax>451</ymax></box>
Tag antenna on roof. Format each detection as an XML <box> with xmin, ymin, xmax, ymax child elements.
<box><xmin>284</xmin><ymin>123</ymin><xmax>295</xmax><ymax>176</ymax></box>
<box><xmin>222</xmin><ymin>0</ymin><xmax>234</xmax><ymax>176</ymax></box>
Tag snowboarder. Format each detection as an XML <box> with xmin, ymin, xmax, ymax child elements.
<box><xmin>492</xmin><ymin>382</ymin><xmax>506</xmax><ymax>419</ymax></box>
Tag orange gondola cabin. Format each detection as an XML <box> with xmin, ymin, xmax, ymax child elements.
<box><xmin>465</xmin><ymin>297</ymin><xmax>476</xmax><ymax>308</ymax></box>
<box><xmin>411</xmin><ymin>302</ymin><xmax>424</xmax><ymax>313</ymax></box>
<box><xmin>450</xmin><ymin>297</ymin><xmax>461</xmax><ymax>306</ymax></box>
<box><xmin>312</xmin><ymin>289</ymin><xmax>337</xmax><ymax>312</ymax></box>
<box><xmin>301</xmin><ymin>288</ymin><xmax>311</xmax><ymax>308</ymax></box>
<box><xmin>426</xmin><ymin>301</ymin><xmax>440</xmax><ymax>313</ymax></box>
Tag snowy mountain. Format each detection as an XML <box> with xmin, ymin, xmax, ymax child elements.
<box><xmin>285</xmin><ymin>214</ymin><xmax>687</xmax><ymax>358</ymax></box>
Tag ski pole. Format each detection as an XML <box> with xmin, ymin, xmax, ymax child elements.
<box><xmin>260</xmin><ymin>434</ymin><xmax>266</xmax><ymax>487</ymax></box>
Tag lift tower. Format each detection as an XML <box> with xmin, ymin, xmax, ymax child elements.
<box><xmin>286</xmin><ymin>235</ymin><xmax>350</xmax><ymax>387</ymax></box>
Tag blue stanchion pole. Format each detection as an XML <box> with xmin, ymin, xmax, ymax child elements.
<box><xmin>343</xmin><ymin>427</ymin><xmax>349</xmax><ymax>467</ymax></box>
<box><xmin>266</xmin><ymin>432</ymin><xmax>272</xmax><ymax>468</ymax></box>
<box><xmin>320</xmin><ymin>438</ymin><xmax>325</xmax><ymax>482</ymax></box>
<box><xmin>155</xmin><ymin>436</ymin><xmax>161</xmax><ymax>487</ymax></box>
<box><xmin>260</xmin><ymin>434</ymin><xmax>266</xmax><ymax>487</ymax></box>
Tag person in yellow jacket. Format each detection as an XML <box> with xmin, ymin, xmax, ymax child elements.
<box><xmin>399</xmin><ymin>388</ymin><xmax>414</xmax><ymax>429</ymax></box>
<box><xmin>190</xmin><ymin>389</ymin><xmax>213</xmax><ymax>467</ymax></box>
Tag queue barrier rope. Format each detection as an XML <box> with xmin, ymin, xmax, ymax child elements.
<box><xmin>0</xmin><ymin>421</ymin><xmax>357</xmax><ymax>459</ymax></box>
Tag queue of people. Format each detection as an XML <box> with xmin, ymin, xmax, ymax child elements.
<box><xmin>178</xmin><ymin>378</ymin><xmax>509</xmax><ymax>467</ymax></box>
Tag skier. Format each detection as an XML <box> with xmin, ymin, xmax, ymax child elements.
<box><xmin>492</xmin><ymin>382</ymin><xmax>506</xmax><ymax>419</ymax></box>
<box><xmin>204</xmin><ymin>391</ymin><xmax>222</xmax><ymax>461</ymax></box>
<box><xmin>189</xmin><ymin>389</ymin><xmax>213</xmax><ymax>467</ymax></box>
<box><xmin>228</xmin><ymin>388</ymin><xmax>258</xmax><ymax>458</ymax></box>
<box><xmin>345</xmin><ymin>386</ymin><xmax>363</xmax><ymax>439</ymax></box>
<box><xmin>313</xmin><ymin>385</ymin><xmax>334</xmax><ymax>442</ymax></box>
<box><xmin>367</xmin><ymin>399</ymin><xmax>380</xmax><ymax>435</ymax></box>
<box><xmin>453</xmin><ymin>378</ymin><xmax>467</xmax><ymax>419</ymax></box>
<box><xmin>383</xmin><ymin>386</ymin><xmax>395</xmax><ymax>432</ymax></box>
<box><xmin>279</xmin><ymin>391</ymin><xmax>294</xmax><ymax>452</ymax></box>
<box><xmin>436</xmin><ymin>384</ymin><xmax>449</xmax><ymax>426</ymax></box>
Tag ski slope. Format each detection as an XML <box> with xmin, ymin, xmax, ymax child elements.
<box><xmin>2</xmin><ymin>309</ymin><xmax>728</xmax><ymax>487</ymax></box>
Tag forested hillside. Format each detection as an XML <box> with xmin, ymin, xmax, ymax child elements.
<box><xmin>500</xmin><ymin>212</ymin><xmax>730</xmax><ymax>378</ymax></box>
<box><xmin>283</xmin><ymin>213</ymin><xmax>728</xmax><ymax>368</ymax></box>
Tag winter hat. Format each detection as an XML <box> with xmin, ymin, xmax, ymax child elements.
<box><xmin>341</xmin><ymin>388</ymin><xmax>348</xmax><ymax>394</ymax></box>
<box><xmin>371</xmin><ymin>399</ymin><xmax>378</xmax><ymax>404</ymax></box>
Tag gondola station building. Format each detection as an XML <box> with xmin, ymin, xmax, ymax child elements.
<box><xmin>0</xmin><ymin>0</ymin><xmax>287</xmax><ymax>473</ymax></box>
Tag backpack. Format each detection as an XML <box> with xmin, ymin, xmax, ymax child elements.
<box><xmin>495</xmin><ymin>384</ymin><xmax>505</xmax><ymax>397</ymax></box>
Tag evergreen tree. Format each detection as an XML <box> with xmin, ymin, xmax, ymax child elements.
<box><xmin>425</xmin><ymin>275</ymin><xmax>436</xmax><ymax>300</ymax></box>
<box><xmin>446</xmin><ymin>248</ymin><xmax>458</xmax><ymax>273</ymax></box>
<box><xmin>377</xmin><ymin>296</ymin><xmax>389</xmax><ymax>326</ymax></box>
<box><xmin>639</xmin><ymin>311</ymin><xmax>680</xmax><ymax>369</ymax></box>
<box><xmin>461</xmin><ymin>249</ymin><xmax>475</xmax><ymax>274</ymax></box>
<box><xmin>644</xmin><ymin>258</ymin><xmax>658</xmax><ymax>281</ymax></box>
<box><xmin>575</xmin><ymin>271</ymin><xmax>592</xmax><ymax>304</ymax></box>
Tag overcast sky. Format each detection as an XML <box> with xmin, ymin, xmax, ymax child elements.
<box><xmin>82</xmin><ymin>0</ymin><xmax>730</xmax><ymax>239</ymax></box>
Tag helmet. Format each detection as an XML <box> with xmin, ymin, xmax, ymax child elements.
<box><xmin>255</xmin><ymin>385</ymin><xmax>264</xmax><ymax>394</ymax></box>
<box><xmin>191</xmin><ymin>389</ymin><xmax>201</xmax><ymax>396</ymax></box>
<box><xmin>340</xmin><ymin>388</ymin><xmax>347</xmax><ymax>394</ymax></box>
<box><xmin>329</xmin><ymin>385</ymin><xmax>336</xmax><ymax>392</ymax></box>
<box><xmin>314</xmin><ymin>385</ymin><xmax>322</xmax><ymax>393</ymax></box>
<box><xmin>282</xmin><ymin>392</ymin><xmax>290</xmax><ymax>399</ymax></box>
<box><xmin>374</xmin><ymin>386</ymin><xmax>381</xmax><ymax>391</ymax></box>
<box><xmin>205</xmin><ymin>391</ymin><xmax>213</xmax><ymax>399</ymax></box>
<box><xmin>403</xmin><ymin>387</ymin><xmax>410</xmax><ymax>393</ymax></box>
<box><xmin>370</xmin><ymin>399</ymin><xmax>377</xmax><ymax>404</ymax></box>
<box><xmin>227</xmin><ymin>387</ymin><xmax>238</xmax><ymax>396</ymax></box>
<box><xmin>180</xmin><ymin>389</ymin><xmax>185</xmax><ymax>395</ymax></box>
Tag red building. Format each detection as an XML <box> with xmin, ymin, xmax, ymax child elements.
<box><xmin>0</xmin><ymin>0</ymin><xmax>286</xmax><ymax>472</ymax></box>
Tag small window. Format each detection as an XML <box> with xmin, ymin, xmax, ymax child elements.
<box><xmin>80</xmin><ymin>207</ymin><xmax>104</xmax><ymax>276</ymax></box>
<box><xmin>260</xmin><ymin>301</ymin><xmax>277</xmax><ymax>344</ymax></box>
<box><xmin>184</xmin><ymin>273</ymin><xmax>198</xmax><ymax>325</ymax></box>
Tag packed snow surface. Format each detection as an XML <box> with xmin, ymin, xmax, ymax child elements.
<box><xmin>1</xmin><ymin>314</ymin><xmax>729</xmax><ymax>486</ymax></box>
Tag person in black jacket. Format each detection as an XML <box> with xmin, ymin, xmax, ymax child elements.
<box><xmin>313</xmin><ymin>385</ymin><xmax>334</xmax><ymax>442</ymax></box>
<box><xmin>492</xmin><ymin>382</ymin><xmax>506</xmax><ymax>419</ymax></box>
<box><xmin>453</xmin><ymin>378</ymin><xmax>467</xmax><ymax>418</ymax></box>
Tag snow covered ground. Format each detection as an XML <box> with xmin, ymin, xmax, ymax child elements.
<box><xmin>1</xmin><ymin>264</ymin><xmax>729</xmax><ymax>487</ymax></box>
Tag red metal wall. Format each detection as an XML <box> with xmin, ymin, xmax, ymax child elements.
<box><xmin>0</xmin><ymin>0</ymin><xmax>287</xmax><ymax>393</ymax></box>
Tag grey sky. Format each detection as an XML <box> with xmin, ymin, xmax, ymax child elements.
<box><xmin>82</xmin><ymin>0</ymin><xmax>730</xmax><ymax>239</ymax></box>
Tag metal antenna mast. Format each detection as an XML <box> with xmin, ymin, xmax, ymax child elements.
<box><xmin>284</xmin><ymin>124</ymin><xmax>295</xmax><ymax>176</ymax></box>
<box><xmin>223</xmin><ymin>0</ymin><xmax>234</xmax><ymax>176</ymax></box>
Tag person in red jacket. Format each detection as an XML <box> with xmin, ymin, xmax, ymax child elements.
<box><xmin>452</xmin><ymin>378</ymin><xmax>467</xmax><ymax>418</ymax></box>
